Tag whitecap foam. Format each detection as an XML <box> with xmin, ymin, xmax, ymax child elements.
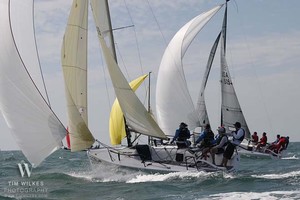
<box><xmin>126</xmin><ymin>171</ymin><xmax>218</xmax><ymax>183</ymax></box>
<box><xmin>282</xmin><ymin>155</ymin><xmax>298</xmax><ymax>160</ymax></box>
<box><xmin>209</xmin><ymin>190</ymin><xmax>300</xmax><ymax>200</ymax></box>
<box><xmin>252</xmin><ymin>171</ymin><xmax>300</xmax><ymax>179</ymax></box>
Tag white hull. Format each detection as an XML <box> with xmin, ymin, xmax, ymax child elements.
<box><xmin>87</xmin><ymin>144</ymin><xmax>240</xmax><ymax>173</ymax></box>
<box><xmin>238</xmin><ymin>142</ymin><xmax>286</xmax><ymax>159</ymax></box>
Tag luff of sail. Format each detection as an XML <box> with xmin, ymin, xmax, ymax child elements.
<box><xmin>195</xmin><ymin>32</ymin><xmax>221</xmax><ymax>127</ymax></box>
<box><xmin>220</xmin><ymin>3</ymin><xmax>250</xmax><ymax>138</ymax></box>
<box><xmin>0</xmin><ymin>0</ymin><xmax>66</xmax><ymax>166</ymax></box>
<box><xmin>95</xmin><ymin>33</ymin><xmax>167</xmax><ymax>139</ymax></box>
<box><xmin>156</xmin><ymin>4</ymin><xmax>224</xmax><ymax>135</ymax></box>
<box><xmin>109</xmin><ymin>74</ymin><xmax>148</xmax><ymax>145</ymax></box>
<box><xmin>90</xmin><ymin>0</ymin><xmax>117</xmax><ymax>60</ymax></box>
<box><xmin>62</xmin><ymin>0</ymin><xmax>95</xmax><ymax>152</ymax></box>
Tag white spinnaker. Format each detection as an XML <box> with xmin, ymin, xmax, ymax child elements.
<box><xmin>156</xmin><ymin>4</ymin><xmax>223</xmax><ymax>135</ymax></box>
<box><xmin>0</xmin><ymin>0</ymin><xmax>65</xmax><ymax>167</ymax></box>
<box><xmin>96</xmin><ymin>33</ymin><xmax>167</xmax><ymax>139</ymax></box>
<box><xmin>220</xmin><ymin>6</ymin><xmax>250</xmax><ymax>138</ymax></box>
<box><xmin>62</xmin><ymin>0</ymin><xmax>95</xmax><ymax>152</ymax></box>
<box><xmin>10</xmin><ymin>0</ymin><xmax>47</xmax><ymax>100</ymax></box>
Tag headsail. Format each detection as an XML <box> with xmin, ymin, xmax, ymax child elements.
<box><xmin>109</xmin><ymin>74</ymin><xmax>148</xmax><ymax>145</ymax></box>
<box><xmin>195</xmin><ymin>32</ymin><xmax>221</xmax><ymax>127</ymax></box>
<box><xmin>61</xmin><ymin>0</ymin><xmax>95</xmax><ymax>152</ymax></box>
<box><xmin>220</xmin><ymin>3</ymin><xmax>250</xmax><ymax>138</ymax></box>
<box><xmin>0</xmin><ymin>0</ymin><xmax>65</xmax><ymax>166</ymax></box>
<box><xmin>156</xmin><ymin>4</ymin><xmax>223</xmax><ymax>135</ymax></box>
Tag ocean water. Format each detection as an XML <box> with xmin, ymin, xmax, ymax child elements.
<box><xmin>0</xmin><ymin>143</ymin><xmax>299</xmax><ymax>200</ymax></box>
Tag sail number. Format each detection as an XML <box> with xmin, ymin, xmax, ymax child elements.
<box><xmin>222</xmin><ymin>71</ymin><xmax>232</xmax><ymax>85</ymax></box>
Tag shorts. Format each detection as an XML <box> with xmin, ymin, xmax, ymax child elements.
<box><xmin>223</xmin><ymin>142</ymin><xmax>235</xmax><ymax>159</ymax></box>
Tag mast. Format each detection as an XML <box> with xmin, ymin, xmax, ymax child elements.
<box><xmin>147</xmin><ymin>71</ymin><xmax>152</xmax><ymax>113</ymax></box>
<box><xmin>220</xmin><ymin>1</ymin><xmax>228</xmax><ymax>126</ymax></box>
<box><xmin>148</xmin><ymin>71</ymin><xmax>152</xmax><ymax>145</ymax></box>
<box><xmin>104</xmin><ymin>0</ymin><xmax>117</xmax><ymax>62</ymax></box>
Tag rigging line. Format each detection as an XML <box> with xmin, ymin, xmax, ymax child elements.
<box><xmin>145</xmin><ymin>0</ymin><xmax>168</xmax><ymax>47</ymax></box>
<box><xmin>123</xmin><ymin>0</ymin><xmax>145</xmax><ymax>82</ymax></box>
<box><xmin>115</xmin><ymin>43</ymin><xmax>130</xmax><ymax>81</ymax></box>
<box><xmin>32</xmin><ymin>1</ymin><xmax>51</xmax><ymax>107</ymax></box>
<box><xmin>233</xmin><ymin>3</ymin><xmax>274</xmax><ymax>134</ymax></box>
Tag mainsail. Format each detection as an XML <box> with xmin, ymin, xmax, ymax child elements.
<box><xmin>156</xmin><ymin>4</ymin><xmax>223</xmax><ymax>135</ymax></box>
<box><xmin>61</xmin><ymin>0</ymin><xmax>95</xmax><ymax>152</ymax></box>
<box><xmin>0</xmin><ymin>0</ymin><xmax>66</xmax><ymax>166</ymax></box>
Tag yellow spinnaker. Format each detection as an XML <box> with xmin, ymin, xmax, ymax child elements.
<box><xmin>109</xmin><ymin>74</ymin><xmax>148</xmax><ymax>145</ymax></box>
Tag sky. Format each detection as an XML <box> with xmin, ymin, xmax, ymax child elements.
<box><xmin>1</xmin><ymin>0</ymin><xmax>300</xmax><ymax>150</ymax></box>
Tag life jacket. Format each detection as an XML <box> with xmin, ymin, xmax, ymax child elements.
<box><xmin>234</xmin><ymin>128</ymin><xmax>245</xmax><ymax>142</ymax></box>
<box><xmin>202</xmin><ymin>130</ymin><xmax>214</xmax><ymax>146</ymax></box>
<box><xmin>216</xmin><ymin>134</ymin><xmax>228</xmax><ymax>148</ymax></box>
<box><xmin>178</xmin><ymin>128</ymin><xmax>189</xmax><ymax>141</ymax></box>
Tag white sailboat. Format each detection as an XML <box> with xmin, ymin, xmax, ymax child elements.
<box><xmin>0</xmin><ymin>0</ymin><xmax>239</xmax><ymax>171</ymax></box>
<box><xmin>72</xmin><ymin>1</ymin><xmax>239</xmax><ymax>172</ymax></box>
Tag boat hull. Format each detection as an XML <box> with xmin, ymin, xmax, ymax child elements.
<box><xmin>87</xmin><ymin>145</ymin><xmax>240</xmax><ymax>173</ymax></box>
<box><xmin>238</xmin><ymin>142</ymin><xmax>287</xmax><ymax>159</ymax></box>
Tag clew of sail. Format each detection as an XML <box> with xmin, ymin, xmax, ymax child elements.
<box><xmin>156</xmin><ymin>4</ymin><xmax>224</xmax><ymax>135</ymax></box>
<box><xmin>109</xmin><ymin>74</ymin><xmax>148</xmax><ymax>145</ymax></box>
<box><xmin>220</xmin><ymin>4</ymin><xmax>250</xmax><ymax>139</ymax></box>
<box><xmin>0</xmin><ymin>0</ymin><xmax>66</xmax><ymax>166</ymax></box>
<box><xmin>61</xmin><ymin>0</ymin><xmax>95</xmax><ymax>152</ymax></box>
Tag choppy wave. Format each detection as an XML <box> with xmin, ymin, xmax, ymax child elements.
<box><xmin>208</xmin><ymin>190</ymin><xmax>300</xmax><ymax>200</ymax></box>
<box><xmin>282</xmin><ymin>155</ymin><xmax>298</xmax><ymax>160</ymax></box>
<box><xmin>251</xmin><ymin>170</ymin><xmax>300</xmax><ymax>179</ymax></box>
<box><xmin>126</xmin><ymin>171</ymin><xmax>214</xmax><ymax>183</ymax></box>
<box><xmin>1</xmin><ymin>144</ymin><xmax>300</xmax><ymax>200</ymax></box>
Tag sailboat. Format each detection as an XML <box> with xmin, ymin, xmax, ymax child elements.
<box><xmin>0</xmin><ymin>0</ymin><xmax>238</xmax><ymax>171</ymax></box>
<box><xmin>62</xmin><ymin>1</ymin><xmax>238</xmax><ymax>172</ymax></box>
<box><xmin>155</xmin><ymin>1</ymin><xmax>287</xmax><ymax>160</ymax></box>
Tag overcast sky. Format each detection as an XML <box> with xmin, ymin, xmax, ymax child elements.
<box><xmin>1</xmin><ymin>0</ymin><xmax>300</xmax><ymax>150</ymax></box>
